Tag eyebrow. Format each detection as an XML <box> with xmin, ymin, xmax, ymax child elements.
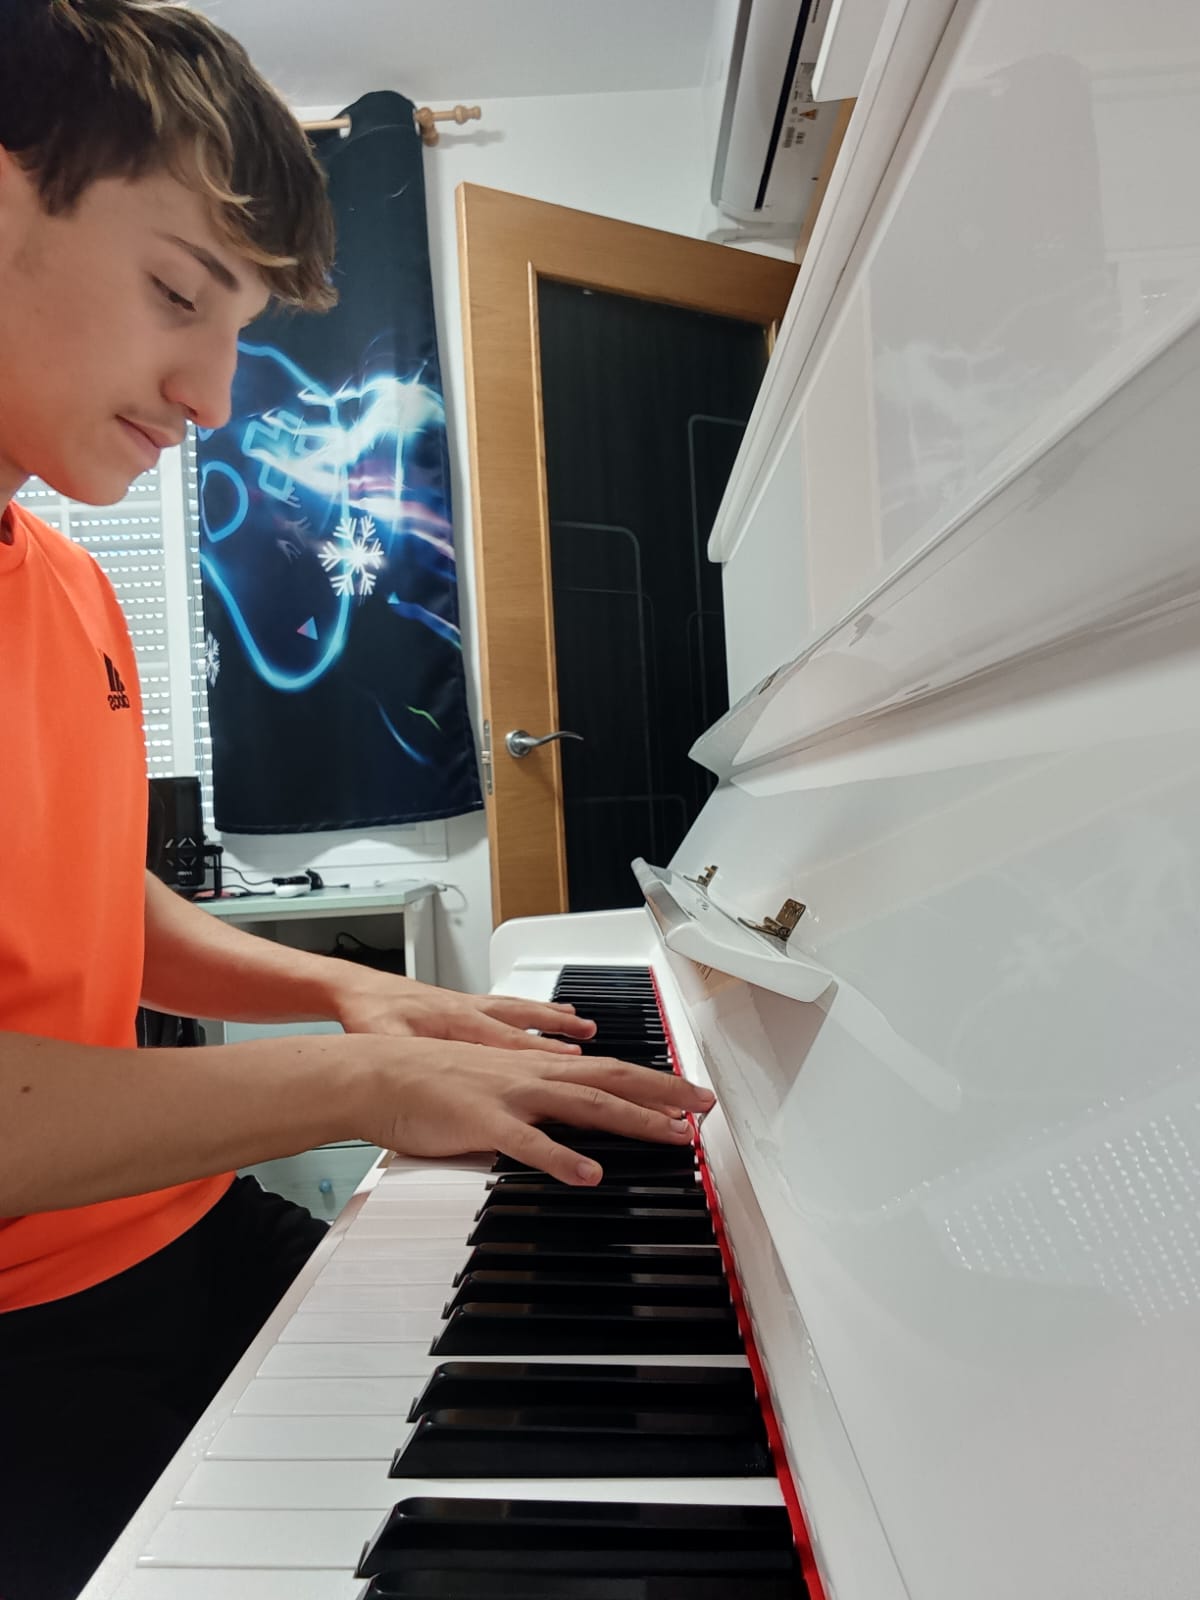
<box><xmin>156</xmin><ymin>232</ymin><xmax>242</xmax><ymax>294</ymax></box>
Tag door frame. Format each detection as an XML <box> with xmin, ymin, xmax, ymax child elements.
<box><xmin>456</xmin><ymin>183</ymin><xmax>797</xmax><ymax>926</ymax></box>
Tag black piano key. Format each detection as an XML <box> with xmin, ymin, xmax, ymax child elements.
<box><xmin>568</xmin><ymin>1046</ymin><xmax>671</xmax><ymax>1067</ymax></box>
<box><xmin>406</xmin><ymin>1362</ymin><xmax>759</xmax><ymax>1422</ymax></box>
<box><xmin>390</xmin><ymin>1405</ymin><xmax>772</xmax><ymax>1479</ymax></box>
<box><xmin>430</xmin><ymin>1301</ymin><xmax>741</xmax><ymax>1356</ymax></box>
<box><xmin>466</xmin><ymin>1206</ymin><xmax>715</xmax><ymax>1246</ymax></box>
<box><xmin>554</xmin><ymin>963</ymin><xmax>654</xmax><ymax>976</ymax></box>
<box><xmin>454</xmin><ymin>1244</ymin><xmax>723</xmax><ymax>1283</ymax></box>
<box><xmin>360</xmin><ymin>1571</ymin><xmax>805</xmax><ymax>1599</ymax></box>
<box><xmin>555</xmin><ymin>986</ymin><xmax>657</xmax><ymax>995</ymax></box>
<box><xmin>555</xmin><ymin>977</ymin><xmax>655</xmax><ymax>986</ymax></box>
<box><xmin>524</xmin><ymin>1127</ymin><xmax>694</xmax><ymax>1151</ymax></box>
<box><xmin>478</xmin><ymin>1183</ymin><xmax>707</xmax><ymax>1211</ymax></box>
<box><xmin>491</xmin><ymin>1147</ymin><xmax>696</xmax><ymax>1178</ymax></box>
<box><xmin>548</xmin><ymin>1006</ymin><xmax>661</xmax><ymax>1018</ymax></box>
<box><xmin>357</xmin><ymin>1498</ymin><xmax>801</xmax><ymax>1579</ymax></box>
<box><xmin>550</xmin><ymin>986</ymin><xmax>659</xmax><ymax>999</ymax></box>
<box><xmin>484</xmin><ymin>1175</ymin><xmax>699</xmax><ymax>1191</ymax></box>
<box><xmin>444</xmin><ymin>1271</ymin><xmax>729</xmax><ymax>1315</ymax></box>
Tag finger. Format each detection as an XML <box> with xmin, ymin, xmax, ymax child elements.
<box><xmin>494</xmin><ymin>1117</ymin><xmax>605</xmax><ymax>1187</ymax></box>
<box><xmin>550</xmin><ymin>1056</ymin><xmax>716</xmax><ymax>1116</ymax></box>
<box><xmin>464</xmin><ymin>1014</ymin><xmax>582</xmax><ymax>1054</ymax></box>
<box><xmin>487</xmin><ymin>996</ymin><xmax>598</xmax><ymax>1040</ymax></box>
<box><xmin>525</xmin><ymin>1079</ymin><xmax>698</xmax><ymax>1148</ymax></box>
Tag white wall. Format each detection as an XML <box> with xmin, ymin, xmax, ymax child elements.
<box><xmin>222</xmin><ymin>86</ymin><xmax>716</xmax><ymax>994</ymax></box>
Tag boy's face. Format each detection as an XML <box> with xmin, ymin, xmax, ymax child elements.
<box><xmin>0</xmin><ymin>156</ymin><xmax>270</xmax><ymax>507</ymax></box>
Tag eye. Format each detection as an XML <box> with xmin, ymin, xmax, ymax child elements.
<box><xmin>151</xmin><ymin>275</ymin><xmax>197</xmax><ymax>314</ymax></box>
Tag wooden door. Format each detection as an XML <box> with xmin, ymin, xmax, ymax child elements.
<box><xmin>456</xmin><ymin>183</ymin><xmax>797</xmax><ymax>926</ymax></box>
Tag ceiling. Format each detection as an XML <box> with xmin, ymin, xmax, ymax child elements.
<box><xmin>189</xmin><ymin>0</ymin><xmax>724</xmax><ymax>108</ymax></box>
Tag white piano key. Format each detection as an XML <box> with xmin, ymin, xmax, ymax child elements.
<box><xmin>257</xmin><ymin>1341</ymin><xmax>437</xmax><ymax>1379</ymax></box>
<box><xmin>141</xmin><ymin>1467</ymin><xmax>783</xmax><ymax>1579</ymax></box>
<box><xmin>232</xmin><ymin>1376</ymin><xmax>424</xmax><ymax>1416</ymax></box>
<box><xmin>356</xmin><ymin>1183</ymin><xmax>486</xmax><ymax>1215</ymax></box>
<box><xmin>176</xmin><ymin>1456</ymin><xmax>787</xmax><ymax>1511</ymax></box>
<box><xmin>255</xmin><ymin>1341</ymin><xmax>750</xmax><ymax>1379</ymax></box>
<box><xmin>138</xmin><ymin>1506</ymin><xmax>377</xmax><ymax>1569</ymax></box>
<box><xmin>379</xmin><ymin>1155</ymin><xmax>493</xmax><ymax>1182</ymax></box>
<box><xmin>177</xmin><ymin>1458</ymin><xmax>395</xmax><ymax>1510</ymax></box>
<box><xmin>207</xmin><ymin>1413</ymin><xmax>408</xmax><ymax>1460</ymax></box>
<box><xmin>332</xmin><ymin>1233</ymin><xmax>467</xmax><ymax>1262</ymax></box>
<box><xmin>280</xmin><ymin>1310</ymin><xmax>443</xmax><ymax>1343</ymax></box>
<box><xmin>113</xmin><ymin>1572</ymin><xmax>362</xmax><ymax>1600</ymax></box>
<box><xmin>337</xmin><ymin>1213</ymin><xmax>470</xmax><ymax>1239</ymax></box>
<box><xmin>298</xmin><ymin>1281</ymin><xmax>450</xmax><ymax>1315</ymax></box>
<box><xmin>315</xmin><ymin>1249</ymin><xmax>465</xmax><ymax>1284</ymax></box>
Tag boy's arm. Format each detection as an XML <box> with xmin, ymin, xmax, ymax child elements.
<box><xmin>0</xmin><ymin>1025</ymin><xmax>712</xmax><ymax>1217</ymax></box>
<box><xmin>140</xmin><ymin>871</ymin><xmax>595</xmax><ymax>1050</ymax></box>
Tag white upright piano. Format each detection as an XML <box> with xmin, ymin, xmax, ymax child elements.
<box><xmin>84</xmin><ymin>1</ymin><xmax>1200</xmax><ymax>1595</ymax></box>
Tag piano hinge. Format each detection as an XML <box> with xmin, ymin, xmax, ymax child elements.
<box><xmin>685</xmin><ymin>863</ymin><xmax>719</xmax><ymax>892</ymax></box>
<box><xmin>480</xmin><ymin>719</ymin><xmax>494</xmax><ymax>795</ymax></box>
<box><xmin>738</xmin><ymin>897</ymin><xmax>807</xmax><ymax>944</ymax></box>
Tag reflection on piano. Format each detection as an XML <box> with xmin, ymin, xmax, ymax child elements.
<box><xmin>85</xmin><ymin>0</ymin><xmax>1200</xmax><ymax>1595</ymax></box>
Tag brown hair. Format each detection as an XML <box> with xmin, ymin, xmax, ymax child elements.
<box><xmin>0</xmin><ymin>0</ymin><xmax>336</xmax><ymax>311</ymax></box>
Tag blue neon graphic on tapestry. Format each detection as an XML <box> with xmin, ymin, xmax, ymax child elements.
<box><xmin>198</xmin><ymin>342</ymin><xmax>456</xmax><ymax>696</ymax></box>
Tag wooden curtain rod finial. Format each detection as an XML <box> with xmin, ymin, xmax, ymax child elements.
<box><xmin>414</xmin><ymin>104</ymin><xmax>482</xmax><ymax>146</ymax></box>
<box><xmin>299</xmin><ymin>105</ymin><xmax>482</xmax><ymax>144</ymax></box>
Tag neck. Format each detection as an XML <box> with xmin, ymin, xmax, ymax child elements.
<box><xmin>0</xmin><ymin>455</ymin><xmax>28</xmax><ymax>541</ymax></box>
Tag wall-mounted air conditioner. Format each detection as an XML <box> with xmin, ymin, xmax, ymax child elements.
<box><xmin>712</xmin><ymin>0</ymin><xmax>841</xmax><ymax>234</ymax></box>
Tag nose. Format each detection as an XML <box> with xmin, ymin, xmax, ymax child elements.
<box><xmin>162</xmin><ymin>331</ymin><xmax>239</xmax><ymax>432</ymax></box>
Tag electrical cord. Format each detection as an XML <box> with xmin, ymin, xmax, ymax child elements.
<box><xmin>221</xmin><ymin>864</ymin><xmax>275</xmax><ymax>889</ymax></box>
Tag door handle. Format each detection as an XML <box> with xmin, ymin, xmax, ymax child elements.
<box><xmin>504</xmin><ymin>728</ymin><xmax>584</xmax><ymax>759</ymax></box>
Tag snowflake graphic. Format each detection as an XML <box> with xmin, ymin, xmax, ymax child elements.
<box><xmin>204</xmin><ymin>631</ymin><xmax>220</xmax><ymax>688</ymax></box>
<box><xmin>319</xmin><ymin>512</ymin><xmax>384</xmax><ymax>600</ymax></box>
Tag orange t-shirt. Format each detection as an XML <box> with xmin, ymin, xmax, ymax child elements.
<box><xmin>0</xmin><ymin>499</ymin><xmax>231</xmax><ymax>1311</ymax></box>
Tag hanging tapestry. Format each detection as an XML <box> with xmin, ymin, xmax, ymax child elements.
<box><xmin>195</xmin><ymin>90</ymin><xmax>481</xmax><ymax>832</ymax></box>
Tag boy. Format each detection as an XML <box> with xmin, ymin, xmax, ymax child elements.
<box><xmin>0</xmin><ymin>4</ymin><xmax>713</xmax><ymax>1595</ymax></box>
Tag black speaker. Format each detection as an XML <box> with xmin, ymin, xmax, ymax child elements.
<box><xmin>147</xmin><ymin>775</ymin><xmax>205</xmax><ymax>890</ymax></box>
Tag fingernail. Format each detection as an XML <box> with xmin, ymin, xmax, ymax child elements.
<box><xmin>577</xmin><ymin>1159</ymin><xmax>602</xmax><ymax>1183</ymax></box>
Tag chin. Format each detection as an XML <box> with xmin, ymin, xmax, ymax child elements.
<box><xmin>33</xmin><ymin>459</ymin><xmax>140</xmax><ymax>508</ymax></box>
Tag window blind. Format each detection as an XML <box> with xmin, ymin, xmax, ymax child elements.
<box><xmin>181</xmin><ymin>431</ymin><xmax>216</xmax><ymax>828</ymax></box>
<box><xmin>19</xmin><ymin>471</ymin><xmax>178</xmax><ymax>777</ymax></box>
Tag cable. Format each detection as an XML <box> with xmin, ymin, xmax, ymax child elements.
<box><xmin>222</xmin><ymin>864</ymin><xmax>275</xmax><ymax>889</ymax></box>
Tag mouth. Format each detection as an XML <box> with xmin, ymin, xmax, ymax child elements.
<box><xmin>117</xmin><ymin>417</ymin><xmax>180</xmax><ymax>471</ymax></box>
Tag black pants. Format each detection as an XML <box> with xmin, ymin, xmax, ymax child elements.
<box><xmin>0</xmin><ymin>1177</ymin><xmax>328</xmax><ymax>1600</ymax></box>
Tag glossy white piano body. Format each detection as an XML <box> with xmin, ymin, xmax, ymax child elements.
<box><xmin>84</xmin><ymin>0</ymin><xmax>1200</xmax><ymax>1595</ymax></box>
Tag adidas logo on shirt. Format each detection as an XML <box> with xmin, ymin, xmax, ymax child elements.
<box><xmin>104</xmin><ymin>653</ymin><xmax>131</xmax><ymax>711</ymax></box>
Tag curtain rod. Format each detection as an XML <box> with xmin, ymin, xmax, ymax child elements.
<box><xmin>300</xmin><ymin>105</ymin><xmax>481</xmax><ymax>146</ymax></box>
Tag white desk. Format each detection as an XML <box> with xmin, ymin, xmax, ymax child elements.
<box><xmin>197</xmin><ymin>878</ymin><xmax>439</xmax><ymax>986</ymax></box>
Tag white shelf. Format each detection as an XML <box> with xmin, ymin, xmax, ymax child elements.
<box><xmin>196</xmin><ymin>879</ymin><xmax>439</xmax><ymax>923</ymax></box>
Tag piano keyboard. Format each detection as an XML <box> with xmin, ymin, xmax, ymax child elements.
<box><xmin>86</xmin><ymin>967</ymin><xmax>808</xmax><ymax>1600</ymax></box>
